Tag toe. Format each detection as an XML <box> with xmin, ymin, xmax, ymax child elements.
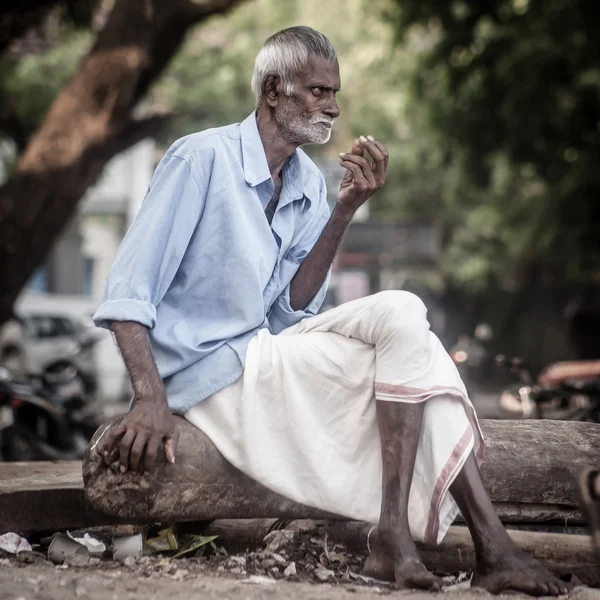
<box><xmin>535</xmin><ymin>582</ymin><xmax>550</xmax><ymax>596</ymax></box>
<box><xmin>557</xmin><ymin>581</ymin><xmax>570</xmax><ymax>596</ymax></box>
<box><xmin>547</xmin><ymin>582</ymin><xmax>560</xmax><ymax>597</ymax></box>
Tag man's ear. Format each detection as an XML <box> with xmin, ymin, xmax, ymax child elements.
<box><xmin>262</xmin><ymin>73</ymin><xmax>281</xmax><ymax>107</ymax></box>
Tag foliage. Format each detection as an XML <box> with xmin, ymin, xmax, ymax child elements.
<box><xmin>1</xmin><ymin>27</ymin><xmax>93</xmax><ymax>133</ymax></box>
<box><xmin>389</xmin><ymin>0</ymin><xmax>600</xmax><ymax>287</ymax></box>
<box><xmin>5</xmin><ymin>0</ymin><xmax>597</xmax><ymax>289</ymax></box>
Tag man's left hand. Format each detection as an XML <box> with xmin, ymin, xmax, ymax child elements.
<box><xmin>337</xmin><ymin>135</ymin><xmax>388</xmax><ymax>214</ymax></box>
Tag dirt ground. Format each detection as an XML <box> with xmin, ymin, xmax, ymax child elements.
<box><xmin>1</xmin><ymin>562</ymin><xmax>600</xmax><ymax>600</ymax></box>
<box><xmin>2</xmin><ymin>555</ymin><xmax>600</xmax><ymax>600</ymax></box>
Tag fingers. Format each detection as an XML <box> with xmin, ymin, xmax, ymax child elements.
<box><xmin>362</xmin><ymin>138</ymin><xmax>387</xmax><ymax>183</ymax></box>
<box><xmin>346</xmin><ymin>136</ymin><xmax>388</xmax><ymax>185</ymax></box>
<box><xmin>339</xmin><ymin>159</ymin><xmax>369</xmax><ymax>190</ymax></box>
<box><xmin>129</xmin><ymin>432</ymin><xmax>148</xmax><ymax>473</ymax></box>
<box><xmin>143</xmin><ymin>435</ymin><xmax>162</xmax><ymax>474</ymax></box>
<box><xmin>101</xmin><ymin>421</ymin><xmax>126</xmax><ymax>461</ymax></box>
<box><xmin>164</xmin><ymin>432</ymin><xmax>179</xmax><ymax>465</ymax></box>
<box><xmin>118</xmin><ymin>428</ymin><xmax>136</xmax><ymax>473</ymax></box>
<box><xmin>350</xmin><ymin>138</ymin><xmax>364</xmax><ymax>156</ymax></box>
<box><xmin>339</xmin><ymin>153</ymin><xmax>377</xmax><ymax>188</ymax></box>
<box><xmin>368</xmin><ymin>137</ymin><xmax>389</xmax><ymax>169</ymax></box>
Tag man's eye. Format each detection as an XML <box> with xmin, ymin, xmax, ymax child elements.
<box><xmin>312</xmin><ymin>87</ymin><xmax>324</xmax><ymax>96</ymax></box>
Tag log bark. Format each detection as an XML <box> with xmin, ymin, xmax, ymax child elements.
<box><xmin>0</xmin><ymin>0</ymin><xmax>246</xmax><ymax>326</ymax></box>
<box><xmin>83</xmin><ymin>417</ymin><xmax>600</xmax><ymax>525</ymax></box>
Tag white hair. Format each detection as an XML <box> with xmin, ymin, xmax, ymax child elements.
<box><xmin>251</xmin><ymin>26</ymin><xmax>337</xmax><ymax>105</ymax></box>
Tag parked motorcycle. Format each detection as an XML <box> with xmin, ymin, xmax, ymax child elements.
<box><xmin>0</xmin><ymin>364</ymin><xmax>103</xmax><ymax>461</ymax></box>
<box><xmin>496</xmin><ymin>355</ymin><xmax>600</xmax><ymax>422</ymax></box>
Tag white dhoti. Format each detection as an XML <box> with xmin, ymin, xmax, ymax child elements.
<box><xmin>185</xmin><ymin>291</ymin><xmax>484</xmax><ymax>544</ymax></box>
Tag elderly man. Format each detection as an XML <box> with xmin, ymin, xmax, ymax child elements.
<box><xmin>94</xmin><ymin>27</ymin><xmax>567</xmax><ymax>595</ymax></box>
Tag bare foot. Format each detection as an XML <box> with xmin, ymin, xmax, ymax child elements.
<box><xmin>363</xmin><ymin>536</ymin><xmax>441</xmax><ymax>591</ymax></box>
<box><xmin>473</xmin><ymin>546</ymin><xmax>570</xmax><ymax>596</ymax></box>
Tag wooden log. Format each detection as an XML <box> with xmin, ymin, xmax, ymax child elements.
<box><xmin>83</xmin><ymin>418</ymin><xmax>338</xmax><ymax>523</ymax></box>
<box><xmin>83</xmin><ymin>417</ymin><xmax>600</xmax><ymax>526</ymax></box>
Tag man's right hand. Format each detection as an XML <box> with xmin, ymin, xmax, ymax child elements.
<box><xmin>100</xmin><ymin>395</ymin><xmax>179</xmax><ymax>474</ymax></box>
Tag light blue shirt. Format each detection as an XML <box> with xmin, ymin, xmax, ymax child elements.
<box><xmin>93</xmin><ymin>113</ymin><xmax>330</xmax><ymax>413</ymax></box>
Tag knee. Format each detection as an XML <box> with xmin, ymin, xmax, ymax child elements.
<box><xmin>372</xmin><ymin>290</ymin><xmax>427</xmax><ymax>320</ymax></box>
<box><xmin>370</xmin><ymin>291</ymin><xmax>429</xmax><ymax>340</ymax></box>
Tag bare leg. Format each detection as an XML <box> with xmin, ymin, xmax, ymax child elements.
<box><xmin>450</xmin><ymin>453</ymin><xmax>569</xmax><ymax>596</ymax></box>
<box><xmin>363</xmin><ymin>401</ymin><xmax>441</xmax><ymax>590</ymax></box>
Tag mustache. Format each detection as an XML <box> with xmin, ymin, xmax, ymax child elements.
<box><xmin>311</xmin><ymin>116</ymin><xmax>335</xmax><ymax>126</ymax></box>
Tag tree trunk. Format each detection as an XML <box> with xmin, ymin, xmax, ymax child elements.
<box><xmin>0</xmin><ymin>0</ymin><xmax>245</xmax><ymax>326</ymax></box>
<box><xmin>83</xmin><ymin>417</ymin><xmax>600</xmax><ymax>526</ymax></box>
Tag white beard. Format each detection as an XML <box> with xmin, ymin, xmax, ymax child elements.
<box><xmin>275</xmin><ymin>97</ymin><xmax>334</xmax><ymax>145</ymax></box>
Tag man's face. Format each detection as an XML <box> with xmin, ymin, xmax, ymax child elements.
<box><xmin>274</xmin><ymin>56</ymin><xmax>341</xmax><ymax>145</ymax></box>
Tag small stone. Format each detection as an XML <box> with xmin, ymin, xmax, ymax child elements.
<box><xmin>314</xmin><ymin>567</ymin><xmax>335</xmax><ymax>582</ymax></box>
<box><xmin>122</xmin><ymin>555</ymin><xmax>136</xmax><ymax>568</ymax></box>
<box><xmin>261</xmin><ymin>558</ymin><xmax>276</xmax><ymax>569</ymax></box>
<box><xmin>271</xmin><ymin>553</ymin><xmax>286</xmax><ymax>565</ymax></box>
<box><xmin>262</xmin><ymin>530</ymin><xmax>295</xmax><ymax>553</ymax></box>
<box><xmin>328</xmin><ymin>552</ymin><xmax>348</xmax><ymax>565</ymax></box>
<box><xmin>270</xmin><ymin>566</ymin><xmax>282</xmax><ymax>579</ymax></box>
<box><xmin>172</xmin><ymin>568</ymin><xmax>189</xmax><ymax>580</ymax></box>
<box><xmin>283</xmin><ymin>562</ymin><xmax>297</xmax><ymax>577</ymax></box>
<box><xmin>225</xmin><ymin>555</ymin><xmax>246</xmax><ymax>568</ymax></box>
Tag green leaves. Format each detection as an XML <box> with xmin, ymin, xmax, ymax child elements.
<box><xmin>389</xmin><ymin>0</ymin><xmax>600</xmax><ymax>286</ymax></box>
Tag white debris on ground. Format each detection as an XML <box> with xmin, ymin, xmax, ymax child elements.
<box><xmin>0</xmin><ymin>533</ymin><xmax>32</xmax><ymax>555</ymax></box>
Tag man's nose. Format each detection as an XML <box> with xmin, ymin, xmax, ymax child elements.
<box><xmin>324</xmin><ymin>94</ymin><xmax>340</xmax><ymax>119</ymax></box>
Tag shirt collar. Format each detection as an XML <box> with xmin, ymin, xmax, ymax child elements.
<box><xmin>240</xmin><ymin>112</ymin><xmax>305</xmax><ymax>202</ymax></box>
<box><xmin>240</xmin><ymin>112</ymin><xmax>271</xmax><ymax>187</ymax></box>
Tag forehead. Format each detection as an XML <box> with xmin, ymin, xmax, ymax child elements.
<box><xmin>297</xmin><ymin>56</ymin><xmax>341</xmax><ymax>89</ymax></box>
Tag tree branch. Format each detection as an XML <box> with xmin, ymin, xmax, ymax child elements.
<box><xmin>106</xmin><ymin>113</ymin><xmax>175</xmax><ymax>155</ymax></box>
<box><xmin>183</xmin><ymin>0</ymin><xmax>246</xmax><ymax>23</ymax></box>
<box><xmin>0</xmin><ymin>85</ymin><xmax>33</xmax><ymax>152</ymax></box>
<box><xmin>0</xmin><ymin>0</ymin><xmax>62</xmax><ymax>54</ymax></box>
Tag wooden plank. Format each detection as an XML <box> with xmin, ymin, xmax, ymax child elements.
<box><xmin>0</xmin><ymin>461</ymin><xmax>121</xmax><ymax>534</ymax></box>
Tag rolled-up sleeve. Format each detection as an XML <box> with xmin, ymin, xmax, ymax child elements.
<box><xmin>268</xmin><ymin>195</ymin><xmax>331</xmax><ymax>334</ymax></box>
<box><xmin>93</xmin><ymin>151</ymin><xmax>209</xmax><ymax>330</ymax></box>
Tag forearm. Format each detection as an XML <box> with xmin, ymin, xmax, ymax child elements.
<box><xmin>289</xmin><ymin>204</ymin><xmax>354</xmax><ymax>311</ymax></box>
<box><xmin>110</xmin><ymin>321</ymin><xmax>166</xmax><ymax>405</ymax></box>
